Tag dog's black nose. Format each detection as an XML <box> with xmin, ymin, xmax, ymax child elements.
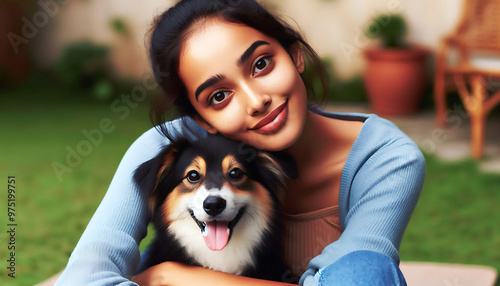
<box><xmin>203</xmin><ymin>196</ymin><xmax>226</xmax><ymax>216</ymax></box>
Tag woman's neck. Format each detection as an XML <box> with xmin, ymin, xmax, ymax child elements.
<box><xmin>286</xmin><ymin>109</ymin><xmax>363</xmax><ymax>167</ymax></box>
<box><xmin>281</xmin><ymin>109</ymin><xmax>363</xmax><ymax>213</ymax></box>
<box><xmin>285</xmin><ymin>110</ymin><xmax>335</xmax><ymax>169</ymax></box>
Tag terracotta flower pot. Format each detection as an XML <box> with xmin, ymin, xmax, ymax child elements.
<box><xmin>363</xmin><ymin>47</ymin><xmax>428</xmax><ymax>116</ymax></box>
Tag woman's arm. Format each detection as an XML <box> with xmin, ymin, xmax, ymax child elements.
<box><xmin>132</xmin><ymin>262</ymin><xmax>297</xmax><ymax>286</ymax></box>
<box><xmin>53</xmin><ymin>119</ymin><xmax>211</xmax><ymax>285</ymax></box>
<box><xmin>54</xmin><ymin>127</ymin><xmax>168</xmax><ymax>285</ymax></box>
<box><xmin>300</xmin><ymin>116</ymin><xmax>426</xmax><ymax>285</ymax></box>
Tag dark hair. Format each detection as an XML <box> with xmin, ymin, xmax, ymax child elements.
<box><xmin>149</xmin><ymin>0</ymin><xmax>329</xmax><ymax>136</ymax></box>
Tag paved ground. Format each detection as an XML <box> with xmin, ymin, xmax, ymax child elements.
<box><xmin>326</xmin><ymin>103</ymin><xmax>500</xmax><ymax>173</ymax></box>
<box><xmin>399</xmin><ymin>261</ymin><xmax>498</xmax><ymax>286</ymax></box>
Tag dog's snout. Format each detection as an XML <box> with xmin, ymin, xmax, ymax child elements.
<box><xmin>203</xmin><ymin>196</ymin><xmax>226</xmax><ymax>216</ymax></box>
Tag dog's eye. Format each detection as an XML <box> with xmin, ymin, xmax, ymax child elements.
<box><xmin>228</xmin><ymin>168</ymin><xmax>244</xmax><ymax>181</ymax></box>
<box><xmin>186</xmin><ymin>170</ymin><xmax>201</xmax><ymax>183</ymax></box>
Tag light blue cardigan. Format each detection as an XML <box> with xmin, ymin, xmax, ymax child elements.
<box><xmin>55</xmin><ymin>110</ymin><xmax>425</xmax><ymax>285</ymax></box>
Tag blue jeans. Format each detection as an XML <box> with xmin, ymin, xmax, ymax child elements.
<box><xmin>316</xmin><ymin>250</ymin><xmax>407</xmax><ymax>286</ymax></box>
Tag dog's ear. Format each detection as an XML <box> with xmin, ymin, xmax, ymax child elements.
<box><xmin>134</xmin><ymin>142</ymin><xmax>183</xmax><ymax>216</ymax></box>
<box><xmin>256</xmin><ymin>151</ymin><xmax>297</xmax><ymax>203</ymax></box>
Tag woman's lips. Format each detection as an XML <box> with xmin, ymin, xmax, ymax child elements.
<box><xmin>250</xmin><ymin>101</ymin><xmax>288</xmax><ymax>134</ymax></box>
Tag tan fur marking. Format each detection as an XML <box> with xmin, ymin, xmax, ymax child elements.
<box><xmin>149</xmin><ymin>150</ymin><xmax>178</xmax><ymax>216</ymax></box>
<box><xmin>222</xmin><ymin>155</ymin><xmax>242</xmax><ymax>175</ymax></box>
<box><xmin>252</xmin><ymin>183</ymin><xmax>273</xmax><ymax>218</ymax></box>
<box><xmin>222</xmin><ymin>155</ymin><xmax>253</xmax><ymax>191</ymax></box>
<box><xmin>256</xmin><ymin>152</ymin><xmax>287</xmax><ymax>203</ymax></box>
<box><xmin>154</xmin><ymin>156</ymin><xmax>206</xmax><ymax>222</ymax></box>
<box><xmin>183</xmin><ymin>156</ymin><xmax>206</xmax><ymax>179</ymax></box>
<box><xmin>162</xmin><ymin>187</ymin><xmax>193</xmax><ymax>225</ymax></box>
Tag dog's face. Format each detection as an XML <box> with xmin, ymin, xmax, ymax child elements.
<box><xmin>135</xmin><ymin>135</ymin><xmax>289</xmax><ymax>255</ymax></box>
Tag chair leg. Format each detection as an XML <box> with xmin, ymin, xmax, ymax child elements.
<box><xmin>470</xmin><ymin>114</ymin><xmax>485</xmax><ymax>159</ymax></box>
<box><xmin>469</xmin><ymin>75</ymin><xmax>486</xmax><ymax>159</ymax></box>
<box><xmin>434</xmin><ymin>72</ymin><xmax>447</xmax><ymax>127</ymax></box>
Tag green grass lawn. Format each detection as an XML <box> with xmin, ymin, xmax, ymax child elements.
<box><xmin>1</xmin><ymin>87</ymin><xmax>499</xmax><ymax>285</ymax></box>
<box><xmin>400</xmin><ymin>155</ymin><xmax>500</xmax><ymax>279</ymax></box>
<box><xmin>0</xmin><ymin>87</ymin><xmax>154</xmax><ymax>285</ymax></box>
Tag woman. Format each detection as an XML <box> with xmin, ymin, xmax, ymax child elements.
<box><xmin>56</xmin><ymin>0</ymin><xmax>425</xmax><ymax>285</ymax></box>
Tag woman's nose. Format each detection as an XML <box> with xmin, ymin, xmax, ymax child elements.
<box><xmin>243</xmin><ymin>87</ymin><xmax>271</xmax><ymax>116</ymax></box>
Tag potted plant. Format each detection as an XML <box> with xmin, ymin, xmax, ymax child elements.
<box><xmin>363</xmin><ymin>14</ymin><xmax>428</xmax><ymax>115</ymax></box>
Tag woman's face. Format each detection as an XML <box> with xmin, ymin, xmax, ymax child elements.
<box><xmin>178</xmin><ymin>18</ymin><xmax>308</xmax><ymax>151</ymax></box>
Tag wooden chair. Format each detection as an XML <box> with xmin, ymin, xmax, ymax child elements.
<box><xmin>434</xmin><ymin>0</ymin><xmax>500</xmax><ymax>159</ymax></box>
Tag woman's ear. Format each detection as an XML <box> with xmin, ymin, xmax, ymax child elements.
<box><xmin>191</xmin><ymin>114</ymin><xmax>218</xmax><ymax>134</ymax></box>
<box><xmin>290</xmin><ymin>43</ymin><xmax>305</xmax><ymax>73</ymax></box>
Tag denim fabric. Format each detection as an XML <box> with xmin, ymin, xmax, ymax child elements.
<box><xmin>317</xmin><ymin>250</ymin><xmax>407</xmax><ymax>286</ymax></box>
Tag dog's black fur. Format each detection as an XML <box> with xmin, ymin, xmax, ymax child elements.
<box><xmin>134</xmin><ymin>135</ymin><xmax>294</xmax><ymax>281</ymax></box>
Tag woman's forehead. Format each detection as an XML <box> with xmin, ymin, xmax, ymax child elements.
<box><xmin>178</xmin><ymin>18</ymin><xmax>277</xmax><ymax>91</ymax></box>
<box><xmin>179</xmin><ymin>18</ymin><xmax>274</xmax><ymax>68</ymax></box>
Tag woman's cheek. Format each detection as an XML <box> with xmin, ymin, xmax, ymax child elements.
<box><xmin>210</xmin><ymin>102</ymin><xmax>246</xmax><ymax>135</ymax></box>
<box><xmin>263</xmin><ymin>63</ymin><xmax>297</xmax><ymax>95</ymax></box>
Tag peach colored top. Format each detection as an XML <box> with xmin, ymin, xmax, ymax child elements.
<box><xmin>280</xmin><ymin>205</ymin><xmax>343</xmax><ymax>278</ymax></box>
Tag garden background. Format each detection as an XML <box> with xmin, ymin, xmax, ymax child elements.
<box><xmin>1</xmin><ymin>0</ymin><xmax>499</xmax><ymax>285</ymax></box>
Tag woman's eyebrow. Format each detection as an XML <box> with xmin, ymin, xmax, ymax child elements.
<box><xmin>195</xmin><ymin>74</ymin><xmax>225</xmax><ymax>101</ymax></box>
<box><xmin>237</xmin><ymin>40</ymin><xmax>270</xmax><ymax>67</ymax></box>
<box><xmin>194</xmin><ymin>40</ymin><xmax>270</xmax><ymax>101</ymax></box>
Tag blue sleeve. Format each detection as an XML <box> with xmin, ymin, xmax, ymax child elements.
<box><xmin>300</xmin><ymin>126</ymin><xmax>426</xmax><ymax>285</ymax></box>
<box><xmin>55</xmin><ymin>127</ymin><xmax>169</xmax><ymax>285</ymax></box>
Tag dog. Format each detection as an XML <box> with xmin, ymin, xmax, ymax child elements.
<box><xmin>134</xmin><ymin>134</ymin><xmax>293</xmax><ymax>280</ymax></box>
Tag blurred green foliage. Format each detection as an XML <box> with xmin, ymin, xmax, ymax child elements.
<box><xmin>365</xmin><ymin>14</ymin><xmax>408</xmax><ymax>48</ymax></box>
<box><xmin>52</xmin><ymin>41</ymin><xmax>142</xmax><ymax>102</ymax></box>
<box><xmin>53</xmin><ymin>41</ymin><xmax>114</xmax><ymax>100</ymax></box>
<box><xmin>331</xmin><ymin>76</ymin><xmax>367</xmax><ymax>103</ymax></box>
<box><xmin>303</xmin><ymin>57</ymin><xmax>367</xmax><ymax>103</ymax></box>
<box><xmin>110</xmin><ymin>17</ymin><xmax>131</xmax><ymax>38</ymax></box>
<box><xmin>53</xmin><ymin>41</ymin><xmax>110</xmax><ymax>88</ymax></box>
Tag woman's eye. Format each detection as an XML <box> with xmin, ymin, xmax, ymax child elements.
<box><xmin>186</xmin><ymin>170</ymin><xmax>201</xmax><ymax>183</ymax></box>
<box><xmin>209</xmin><ymin>91</ymin><xmax>231</xmax><ymax>105</ymax></box>
<box><xmin>253</xmin><ymin>57</ymin><xmax>270</xmax><ymax>75</ymax></box>
<box><xmin>228</xmin><ymin>168</ymin><xmax>244</xmax><ymax>181</ymax></box>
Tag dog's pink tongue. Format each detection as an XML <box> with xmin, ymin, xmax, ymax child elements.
<box><xmin>203</xmin><ymin>221</ymin><xmax>230</xmax><ymax>251</ymax></box>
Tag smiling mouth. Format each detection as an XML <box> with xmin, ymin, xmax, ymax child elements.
<box><xmin>250</xmin><ymin>101</ymin><xmax>288</xmax><ymax>134</ymax></box>
<box><xmin>188</xmin><ymin>207</ymin><xmax>246</xmax><ymax>251</ymax></box>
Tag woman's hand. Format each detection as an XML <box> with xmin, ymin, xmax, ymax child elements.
<box><xmin>131</xmin><ymin>261</ymin><xmax>296</xmax><ymax>286</ymax></box>
<box><xmin>132</xmin><ymin>261</ymin><xmax>176</xmax><ymax>286</ymax></box>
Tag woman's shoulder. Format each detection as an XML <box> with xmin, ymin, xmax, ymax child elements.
<box><xmin>313</xmin><ymin>108</ymin><xmax>425</xmax><ymax>179</ymax></box>
<box><xmin>313</xmin><ymin>108</ymin><xmax>421</xmax><ymax>158</ymax></box>
<box><xmin>132</xmin><ymin>117</ymin><xmax>208</xmax><ymax>147</ymax></box>
<box><xmin>324</xmin><ymin>111</ymin><xmax>426</xmax><ymax>227</ymax></box>
<box><xmin>356</xmin><ymin>112</ymin><xmax>424</xmax><ymax>161</ymax></box>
